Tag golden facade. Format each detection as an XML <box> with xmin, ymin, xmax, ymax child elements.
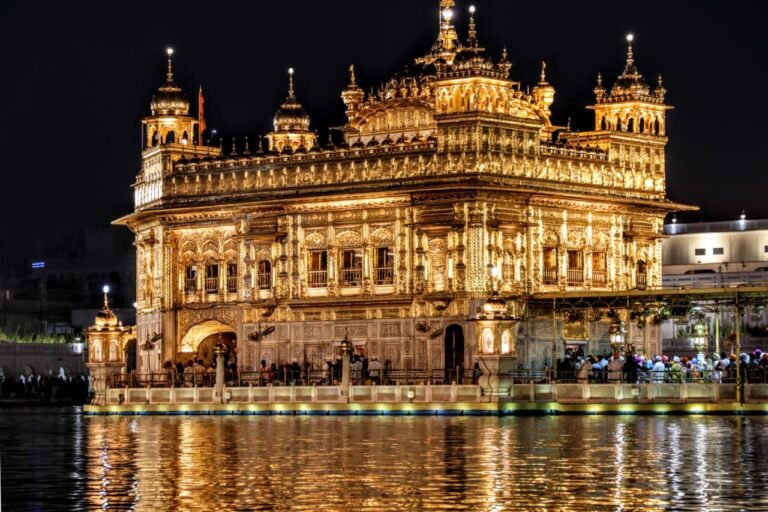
<box><xmin>116</xmin><ymin>1</ymin><xmax>691</xmax><ymax>373</ymax></box>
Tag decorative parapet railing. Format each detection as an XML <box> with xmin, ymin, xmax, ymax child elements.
<box><xmin>105</xmin><ymin>382</ymin><xmax>768</xmax><ymax>406</ymax></box>
<box><xmin>143</xmin><ymin>144</ymin><xmax>664</xmax><ymax>210</ymax></box>
<box><xmin>106</xmin><ymin>384</ymin><xmax>483</xmax><ymax>406</ymax></box>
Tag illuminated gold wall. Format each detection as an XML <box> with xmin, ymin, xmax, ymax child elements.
<box><xmin>117</xmin><ymin>5</ymin><xmax>690</xmax><ymax>371</ymax></box>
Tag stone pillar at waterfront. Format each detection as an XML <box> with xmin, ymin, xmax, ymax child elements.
<box><xmin>473</xmin><ymin>291</ymin><xmax>518</xmax><ymax>400</ymax></box>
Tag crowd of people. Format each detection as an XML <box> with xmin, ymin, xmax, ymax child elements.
<box><xmin>556</xmin><ymin>348</ymin><xmax>768</xmax><ymax>384</ymax></box>
<box><xmin>0</xmin><ymin>369</ymin><xmax>92</xmax><ymax>403</ymax></box>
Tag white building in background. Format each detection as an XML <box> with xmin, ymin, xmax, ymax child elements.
<box><xmin>662</xmin><ymin>219</ymin><xmax>768</xmax><ymax>289</ymax></box>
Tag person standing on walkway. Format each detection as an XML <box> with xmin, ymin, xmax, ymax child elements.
<box><xmin>607</xmin><ymin>355</ymin><xmax>623</xmax><ymax>383</ymax></box>
<box><xmin>368</xmin><ymin>357</ymin><xmax>382</xmax><ymax>385</ymax></box>
<box><xmin>652</xmin><ymin>356</ymin><xmax>666</xmax><ymax>383</ymax></box>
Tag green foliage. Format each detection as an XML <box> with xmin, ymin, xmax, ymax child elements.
<box><xmin>0</xmin><ymin>326</ymin><xmax>72</xmax><ymax>344</ymax></box>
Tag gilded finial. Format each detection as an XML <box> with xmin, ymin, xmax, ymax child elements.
<box><xmin>256</xmin><ymin>135</ymin><xmax>265</xmax><ymax>154</ymax></box>
<box><xmin>566</xmin><ymin>117</ymin><xmax>572</xmax><ymax>131</ymax></box>
<box><xmin>349</xmin><ymin>64</ymin><xmax>357</xmax><ymax>86</ymax></box>
<box><xmin>501</xmin><ymin>46</ymin><xmax>508</xmax><ymax>60</ymax></box>
<box><xmin>166</xmin><ymin>47</ymin><xmax>174</xmax><ymax>81</ymax></box>
<box><xmin>597</xmin><ymin>72</ymin><xmax>603</xmax><ymax>87</ymax></box>
<box><xmin>540</xmin><ymin>61</ymin><xmax>547</xmax><ymax>83</ymax></box>
<box><xmin>657</xmin><ymin>73</ymin><xmax>663</xmax><ymax>87</ymax></box>
<box><xmin>467</xmin><ymin>5</ymin><xmax>478</xmax><ymax>48</ymax></box>
<box><xmin>230</xmin><ymin>137</ymin><xmax>237</xmax><ymax>156</ymax></box>
<box><xmin>288</xmin><ymin>67</ymin><xmax>295</xmax><ymax>98</ymax></box>
<box><xmin>625</xmin><ymin>33</ymin><xmax>634</xmax><ymax>68</ymax></box>
<box><xmin>102</xmin><ymin>285</ymin><xmax>110</xmax><ymax>310</ymax></box>
<box><xmin>243</xmin><ymin>136</ymin><xmax>251</xmax><ymax>155</ymax></box>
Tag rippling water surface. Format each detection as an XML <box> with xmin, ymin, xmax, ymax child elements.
<box><xmin>2</xmin><ymin>408</ymin><xmax>768</xmax><ymax>511</ymax></box>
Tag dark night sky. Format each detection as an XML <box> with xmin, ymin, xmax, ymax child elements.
<box><xmin>1</xmin><ymin>0</ymin><xmax>765</xmax><ymax>270</ymax></box>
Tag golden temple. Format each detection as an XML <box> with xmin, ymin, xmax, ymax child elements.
<box><xmin>109</xmin><ymin>0</ymin><xmax>692</xmax><ymax>378</ymax></box>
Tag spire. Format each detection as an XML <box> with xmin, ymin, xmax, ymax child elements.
<box><xmin>230</xmin><ymin>137</ymin><xmax>237</xmax><ymax>156</ymax></box>
<box><xmin>256</xmin><ymin>135</ymin><xmax>265</xmax><ymax>154</ymax></box>
<box><xmin>467</xmin><ymin>5</ymin><xmax>478</xmax><ymax>48</ymax></box>
<box><xmin>349</xmin><ymin>64</ymin><xmax>357</xmax><ymax>86</ymax></box>
<box><xmin>593</xmin><ymin>72</ymin><xmax>606</xmax><ymax>102</ymax></box>
<box><xmin>497</xmin><ymin>46</ymin><xmax>511</xmax><ymax>77</ymax></box>
<box><xmin>243</xmin><ymin>136</ymin><xmax>251</xmax><ymax>155</ymax></box>
<box><xmin>102</xmin><ymin>285</ymin><xmax>110</xmax><ymax>310</ymax></box>
<box><xmin>625</xmin><ymin>33</ymin><xmax>634</xmax><ymax>70</ymax></box>
<box><xmin>417</xmin><ymin>0</ymin><xmax>460</xmax><ymax>64</ymax></box>
<box><xmin>532</xmin><ymin>61</ymin><xmax>555</xmax><ymax>114</ymax></box>
<box><xmin>654</xmin><ymin>73</ymin><xmax>667</xmax><ymax>100</ymax></box>
<box><xmin>166</xmin><ymin>47</ymin><xmax>174</xmax><ymax>81</ymax></box>
<box><xmin>288</xmin><ymin>67</ymin><xmax>295</xmax><ymax>98</ymax></box>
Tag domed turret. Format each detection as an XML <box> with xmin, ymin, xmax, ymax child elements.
<box><xmin>150</xmin><ymin>48</ymin><xmax>190</xmax><ymax>116</ymax></box>
<box><xmin>341</xmin><ymin>65</ymin><xmax>365</xmax><ymax>123</ymax></box>
<box><xmin>93</xmin><ymin>285</ymin><xmax>119</xmax><ymax>329</ymax></box>
<box><xmin>266</xmin><ymin>68</ymin><xmax>317</xmax><ymax>153</ymax></box>
<box><xmin>532</xmin><ymin>62</ymin><xmax>555</xmax><ymax>115</ymax></box>
<box><xmin>599</xmin><ymin>35</ymin><xmax>658</xmax><ymax>103</ymax></box>
<box><xmin>589</xmin><ymin>35</ymin><xmax>671</xmax><ymax>136</ymax></box>
<box><xmin>142</xmin><ymin>48</ymin><xmax>197</xmax><ymax>150</ymax></box>
<box><xmin>274</xmin><ymin>68</ymin><xmax>310</xmax><ymax>132</ymax></box>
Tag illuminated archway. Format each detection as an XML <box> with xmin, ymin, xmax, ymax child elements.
<box><xmin>180</xmin><ymin>320</ymin><xmax>236</xmax><ymax>354</ymax></box>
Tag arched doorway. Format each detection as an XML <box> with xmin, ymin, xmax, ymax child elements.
<box><xmin>196</xmin><ymin>332</ymin><xmax>236</xmax><ymax>366</ymax></box>
<box><xmin>179</xmin><ymin>320</ymin><xmax>237</xmax><ymax>367</ymax></box>
<box><xmin>124</xmin><ymin>339</ymin><xmax>137</xmax><ymax>373</ymax></box>
<box><xmin>444</xmin><ymin>325</ymin><xmax>465</xmax><ymax>381</ymax></box>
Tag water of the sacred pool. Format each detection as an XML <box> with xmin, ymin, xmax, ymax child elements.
<box><xmin>1</xmin><ymin>409</ymin><xmax>767</xmax><ymax>510</ymax></box>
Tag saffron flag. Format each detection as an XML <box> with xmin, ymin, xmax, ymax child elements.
<box><xmin>198</xmin><ymin>85</ymin><xmax>206</xmax><ymax>145</ymax></box>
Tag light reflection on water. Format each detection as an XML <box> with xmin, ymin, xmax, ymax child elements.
<box><xmin>2</xmin><ymin>409</ymin><xmax>768</xmax><ymax>511</ymax></box>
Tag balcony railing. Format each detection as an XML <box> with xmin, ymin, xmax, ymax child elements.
<box><xmin>185</xmin><ymin>278</ymin><xmax>197</xmax><ymax>294</ymax></box>
<box><xmin>339</xmin><ymin>268</ymin><xmax>362</xmax><ymax>287</ymax></box>
<box><xmin>543</xmin><ymin>267</ymin><xmax>558</xmax><ymax>285</ymax></box>
<box><xmin>227</xmin><ymin>276</ymin><xmax>237</xmax><ymax>294</ymax></box>
<box><xmin>592</xmin><ymin>270</ymin><xmax>607</xmax><ymax>287</ymax></box>
<box><xmin>257</xmin><ymin>273</ymin><xmax>271</xmax><ymax>290</ymax></box>
<box><xmin>567</xmin><ymin>269</ymin><xmax>584</xmax><ymax>286</ymax></box>
<box><xmin>375</xmin><ymin>267</ymin><xmax>394</xmax><ymax>285</ymax></box>
<box><xmin>308</xmin><ymin>270</ymin><xmax>327</xmax><ymax>288</ymax></box>
<box><xmin>205</xmin><ymin>277</ymin><xmax>219</xmax><ymax>294</ymax></box>
<box><xmin>636</xmin><ymin>273</ymin><xmax>648</xmax><ymax>290</ymax></box>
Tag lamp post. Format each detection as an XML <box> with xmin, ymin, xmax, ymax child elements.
<box><xmin>214</xmin><ymin>334</ymin><xmax>226</xmax><ymax>403</ymax></box>
<box><xmin>340</xmin><ymin>333</ymin><xmax>352</xmax><ymax>402</ymax></box>
<box><xmin>691</xmin><ymin>316</ymin><xmax>709</xmax><ymax>364</ymax></box>
<box><xmin>609</xmin><ymin>317</ymin><xmax>626</xmax><ymax>356</ymax></box>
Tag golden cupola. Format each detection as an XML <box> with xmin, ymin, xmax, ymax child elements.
<box><xmin>266</xmin><ymin>68</ymin><xmax>317</xmax><ymax>152</ymax></box>
<box><xmin>92</xmin><ymin>286</ymin><xmax>119</xmax><ymax>329</ymax></box>
<box><xmin>532</xmin><ymin>62</ymin><xmax>555</xmax><ymax>116</ymax></box>
<box><xmin>341</xmin><ymin>65</ymin><xmax>365</xmax><ymax>124</ymax></box>
<box><xmin>589</xmin><ymin>34</ymin><xmax>672</xmax><ymax>136</ymax></box>
<box><xmin>143</xmin><ymin>48</ymin><xmax>196</xmax><ymax>148</ymax></box>
<box><xmin>150</xmin><ymin>48</ymin><xmax>190</xmax><ymax>116</ymax></box>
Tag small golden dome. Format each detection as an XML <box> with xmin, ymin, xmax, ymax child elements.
<box><xmin>482</xmin><ymin>291</ymin><xmax>508</xmax><ymax>317</ymax></box>
<box><xmin>274</xmin><ymin>68</ymin><xmax>311</xmax><ymax>132</ymax></box>
<box><xmin>150</xmin><ymin>48</ymin><xmax>190</xmax><ymax>116</ymax></box>
<box><xmin>94</xmin><ymin>308</ymin><xmax>119</xmax><ymax>328</ymax></box>
<box><xmin>93</xmin><ymin>286</ymin><xmax>119</xmax><ymax>329</ymax></box>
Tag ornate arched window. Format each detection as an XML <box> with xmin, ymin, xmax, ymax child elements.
<box><xmin>481</xmin><ymin>328</ymin><xmax>495</xmax><ymax>355</ymax></box>
<box><xmin>93</xmin><ymin>339</ymin><xmax>102</xmax><ymax>361</ymax></box>
<box><xmin>257</xmin><ymin>260</ymin><xmax>272</xmax><ymax>290</ymax></box>
<box><xmin>109</xmin><ymin>340</ymin><xmax>119</xmax><ymax>361</ymax></box>
<box><xmin>501</xmin><ymin>330</ymin><xmax>512</xmax><ymax>355</ymax></box>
